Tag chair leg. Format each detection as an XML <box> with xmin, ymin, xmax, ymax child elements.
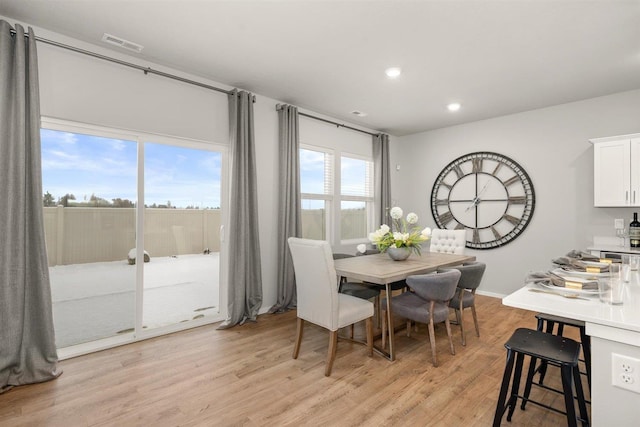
<box><xmin>470</xmin><ymin>304</ymin><xmax>480</xmax><ymax>337</ymax></box>
<box><xmin>560</xmin><ymin>364</ymin><xmax>578</xmax><ymax>427</ymax></box>
<box><xmin>406</xmin><ymin>320</ymin><xmax>412</xmax><ymax>337</ymax></box>
<box><xmin>573</xmin><ymin>364</ymin><xmax>589</xmax><ymax>427</ymax></box>
<box><xmin>293</xmin><ymin>317</ymin><xmax>304</xmax><ymax>359</ymax></box>
<box><xmin>458</xmin><ymin>307</ymin><xmax>466</xmax><ymax>346</ymax></box>
<box><xmin>428</xmin><ymin>319</ymin><xmax>438</xmax><ymax>367</ymax></box>
<box><xmin>325</xmin><ymin>330</ymin><xmax>338</xmax><ymax>376</ymax></box>
<box><xmin>493</xmin><ymin>349</ymin><xmax>516</xmax><ymax>427</ymax></box>
<box><xmin>580</xmin><ymin>329</ymin><xmax>592</xmax><ymax>391</ymax></box>
<box><xmin>506</xmin><ymin>353</ymin><xmax>525</xmax><ymax>422</ymax></box>
<box><xmin>350</xmin><ymin>324</ymin><xmax>355</xmax><ymax>339</ymax></box>
<box><xmin>521</xmin><ymin>355</ymin><xmax>538</xmax><ymax>410</ymax></box>
<box><xmin>365</xmin><ymin>318</ymin><xmax>373</xmax><ymax>356</ymax></box>
<box><xmin>445</xmin><ymin>317</ymin><xmax>455</xmax><ymax>356</ymax></box>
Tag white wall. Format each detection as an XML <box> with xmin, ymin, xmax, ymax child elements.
<box><xmin>393</xmin><ymin>89</ymin><xmax>640</xmax><ymax>296</ymax></box>
<box><xmin>3</xmin><ymin>15</ymin><xmax>379</xmax><ymax>314</ymax></box>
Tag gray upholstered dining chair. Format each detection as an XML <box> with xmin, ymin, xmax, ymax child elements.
<box><xmin>381</xmin><ymin>269</ymin><xmax>461</xmax><ymax>366</ymax></box>
<box><xmin>441</xmin><ymin>262</ymin><xmax>486</xmax><ymax>346</ymax></box>
<box><xmin>429</xmin><ymin>229</ymin><xmax>466</xmax><ymax>254</ymax></box>
<box><xmin>288</xmin><ymin>238</ymin><xmax>374</xmax><ymax>376</ymax></box>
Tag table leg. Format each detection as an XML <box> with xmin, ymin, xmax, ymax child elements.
<box><xmin>386</xmin><ymin>283</ymin><xmax>395</xmax><ymax>361</ymax></box>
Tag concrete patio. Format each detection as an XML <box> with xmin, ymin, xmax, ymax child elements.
<box><xmin>50</xmin><ymin>253</ymin><xmax>220</xmax><ymax>348</ymax></box>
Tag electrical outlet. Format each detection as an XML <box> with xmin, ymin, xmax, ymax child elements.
<box><xmin>615</xmin><ymin>219</ymin><xmax>625</xmax><ymax>229</ymax></box>
<box><xmin>612</xmin><ymin>353</ymin><xmax>640</xmax><ymax>393</ymax></box>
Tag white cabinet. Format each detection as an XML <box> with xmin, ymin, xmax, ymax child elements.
<box><xmin>591</xmin><ymin>134</ymin><xmax>640</xmax><ymax>207</ymax></box>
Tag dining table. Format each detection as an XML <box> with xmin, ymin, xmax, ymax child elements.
<box><xmin>333</xmin><ymin>251</ymin><xmax>475</xmax><ymax>361</ymax></box>
<box><xmin>502</xmin><ymin>272</ymin><xmax>640</xmax><ymax>426</ymax></box>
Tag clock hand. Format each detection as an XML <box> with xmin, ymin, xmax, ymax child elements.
<box><xmin>476</xmin><ymin>180</ymin><xmax>491</xmax><ymax>199</ymax></box>
<box><xmin>466</xmin><ymin>180</ymin><xmax>491</xmax><ymax>212</ymax></box>
<box><xmin>465</xmin><ymin>197</ymin><xmax>478</xmax><ymax>212</ymax></box>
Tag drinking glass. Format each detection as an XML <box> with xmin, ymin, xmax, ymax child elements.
<box><xmin>616</xmin><ymin>228</ymin><xmax>629</xmax><ymax>247</ymax></box>
<box><xmin>621</xmin><ymin>254</ymin><xmax>631</xmax><ymax>282</ymax></box>
<box><xmin>599</xmin><ymin>264</ymin><xmax>625</xmax><ymax>305</ymax></box>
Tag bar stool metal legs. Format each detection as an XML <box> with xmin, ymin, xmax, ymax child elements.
<box><xmin>493</xmin><ymin>328</ymin><xmax>589</xmax><ymax>427</ymax></box>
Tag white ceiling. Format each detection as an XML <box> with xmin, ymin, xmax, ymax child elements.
<box><xmin>1</xmin><ymin>0</ymin><xmax>639</xmax><ymax>136</ymax></box>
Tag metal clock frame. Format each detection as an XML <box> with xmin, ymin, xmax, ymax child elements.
<box><xmin>430</xmin><ymin>151</ymin><xmax>535</xmax><ymax>250</ymax></box>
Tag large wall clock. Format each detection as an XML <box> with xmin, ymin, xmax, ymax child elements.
<box><xmin>430</xmin><ymin>152</ymin><xmax>535</xmax><ymax>250</ymax></box>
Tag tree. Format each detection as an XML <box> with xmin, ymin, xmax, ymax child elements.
<box><xmin>57</xmin><ymin>193</ymin><xmax>76</xmax><ymax>207</ymax></box>
<box><xmin>89</xmin><ymin>193</ymin><xmax>110</xmax><ymax>207</ymax></box>
<box><xmin>112</xmin><ymin>198</ymin><xmax>135</xmax><ymax>208</ymax></box>
<box><xmin>43</xmin><ymin>191</ymin><xmax>55</xmax><ymax>207</ymax></box>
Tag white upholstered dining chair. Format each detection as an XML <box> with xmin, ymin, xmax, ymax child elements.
<box><xmin>287</xmin><ymin>237</ymin><xmax>374</xmax><ymax>376</ymax></box>
<box><xmin>429</xmin><ymin>229</ymin><xmax>467</xmax><ymax>254</ymax></box>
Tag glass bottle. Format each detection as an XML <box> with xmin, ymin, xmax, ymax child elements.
<box><xmin>630</xmin><ymin>212</ymin><xmax>640</xmax><ymax>248</ymax></box>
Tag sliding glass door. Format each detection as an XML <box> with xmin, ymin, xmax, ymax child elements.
<box><xmin>142</xmin><ymin>141</ymin><xmax>222</xmax><ymax>330</ymax></box>
<box><xmin>41</xmin><ymin>127</ymin><xmax>138</xmax><ymax>348</ymax></box>
<box><xmin>41</xmin><ymin>119</ymin><xmax>227</xmax><ymax>356</ymax></box>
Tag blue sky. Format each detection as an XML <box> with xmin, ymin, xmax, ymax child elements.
<box><xmin>41</xmin><ymin>129</ymin><xmax>221</xmax><ymax>208</ymax></box>
<box><xmin>299</xmin><ymin>148</ymin><xmax>370</xmax><ymax>195</ymax></box>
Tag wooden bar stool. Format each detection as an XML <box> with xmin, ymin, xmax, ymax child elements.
<box><xmin>535</xmin><ymin>313</ymin><xmax>591</xmax><ymax>391</ymax></box>
<box><xmin>493</xmin><ymin>328</ymin><xmax>589</xmax><ymax>427</ymax></box>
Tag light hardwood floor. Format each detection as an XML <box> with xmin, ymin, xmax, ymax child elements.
<box><xmin>0</xmin><ymin>294</ymin><xmax>589</xmax><ymax>426</ymax></box>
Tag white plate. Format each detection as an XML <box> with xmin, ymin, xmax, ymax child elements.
<box><xmin>551</xmin><ymin>267</ymin><xmax>609</xmax><ymax>279</ymax></box>
<box><xmin>537</xmin><ymin>281</ymin><xmax>599</xmax><ymax>295</ymax></box>
<box><xmin>582</xmin><ymin>260</ymin><xmax>611</xmax><ymax>269</ymax></box>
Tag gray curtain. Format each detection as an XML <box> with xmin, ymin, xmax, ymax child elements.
<box><xmin>373</xmin><ymin>133</ymin><xmax>392</xmax><ymax>226</ymax></box>
<box><xmin>217</xmin><ymin>89</ymin><xmax>263</xmax><ymax>329</ymax></box>
<box><xmin>269</xmin><ymin>104</ymin><xmax>301</xmax><ymax>313</ymax></box>
<box><xmin>0</xmin><ymin>20</ymin><xmax>61</xmax><ymax>393</ymax></box>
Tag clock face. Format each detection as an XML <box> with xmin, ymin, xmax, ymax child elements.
<box><xmin>430</xmin><ymin>152</ymin><xmax>535</xmax><ymax>250</ymax></box>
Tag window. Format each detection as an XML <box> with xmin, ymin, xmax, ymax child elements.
<box><xmin>340</xmin><ymin>155</ymin><xmax>374</xmax><ymax>241</ymax></box>
<box><xmin>300</xmin><ymin>147</ymin><xmax>333</xmax><ymax>240</ymax></box>
<box><xmin>299</xmin><ymin>146</ymin><xmax>374</xmax><ymax>244</ymax></box>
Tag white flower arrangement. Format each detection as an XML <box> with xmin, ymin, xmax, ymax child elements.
<box><xmin>368</xmin><ymin>206</ymin><xmax>431</xmax><ymax>255</ymax></box>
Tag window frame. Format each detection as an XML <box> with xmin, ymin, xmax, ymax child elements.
<box><xmin>299</xmin><ymin>143</ymin><xmax>374</xmax><ymax>246</ymax></box>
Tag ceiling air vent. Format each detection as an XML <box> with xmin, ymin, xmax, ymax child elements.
<box><xmin>101</xmin><ymin>33</ymin><xmax>144</xmax><ymax>53</ymax></box>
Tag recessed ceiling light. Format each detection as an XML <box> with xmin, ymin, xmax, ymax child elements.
<box><xmin>385</xmin><ymin>67</ymin><xmax>402</xmax><ymax>79</ymax></box>
<box><xmin>351</xmin><ymin>110</ymin><xmax>368</xmax><ymax>117</ymax></box>
<box><xmin>447</xmin><ymin>103</ymin><xmax>461</xmax><ymax>112</ymax></box>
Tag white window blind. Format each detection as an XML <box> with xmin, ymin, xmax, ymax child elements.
<box><xmin>341</xmin><ymin>155</ymin><xmax>373</xmax><ymax>198</ymax></box>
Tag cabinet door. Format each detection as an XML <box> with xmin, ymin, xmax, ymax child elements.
<box><xmin>594</xmin><ymin>139</ymin><xmax>630</xmax><ymax>206</ymax></box>
<box><xmin>631</xmin><ymin>138</ymin><xmax>640</xmax><ymax>206</ymax></box>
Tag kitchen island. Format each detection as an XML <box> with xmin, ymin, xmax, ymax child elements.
<box><xmin>503</xmin><ymin>274</ymin><xmax>640</xmax><ymax>426</ymax></box>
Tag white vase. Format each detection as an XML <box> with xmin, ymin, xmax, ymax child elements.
<box><xmin>387</xmin><ymin>246</ymin><xmax>411</xmax><ymax>261</ymax></box>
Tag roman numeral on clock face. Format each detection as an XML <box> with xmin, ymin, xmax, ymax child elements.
<box><xmin>453</xmin><ymin>164</ymin><xmax>464</xmax><ymax>179</ymax></box>
<box><xmin>491</xmin><ymin>226</ymin><xmax>501</xmax><ymax>240</ymax></box>
<box><xmin>472</xmin><ymin>158</ymin><xmax>483</xmax><ymax>173</ymax></box>
<box><xmin>434</xmin><ymin>199</ymin><xmax>449</xmax><ymax>206</ymax></box>
<box><xmin>503</xmin><ymin>214</ymin><xmax>520</xmax><ymax>225</ymax></box>
<box><xmin>438</xmin><ymin>211</ymin><xmax>454</xmax><ymax>225</ymax></box>
<box><xmin>508</xmin><ymin>196</ymin><xmax>526</xmax><ymax>204</ymax></box>
<box><xmin>503</xmin><ymin>175</ymin><xmax>521</xmax><ymax>187</ymax></box>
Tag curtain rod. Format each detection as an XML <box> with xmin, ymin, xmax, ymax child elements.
<box><xmin>277</xmin><ymin>104</ymin><xmax>379</xmax><ymax>137</ymax></box>
<box><xmin>11</xmin><ymin>28</ymin><xmax>235</xmax><ymax>96</ymax></box>
<box><xmin>299</xmin><ymin>112</ymin><xmax>378</xmax><ymax>137</ymax></box>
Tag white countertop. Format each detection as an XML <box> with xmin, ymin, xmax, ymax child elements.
<box><xmin>587</xmin><ymin>245</ymin><xmax>640</xmax><ymax>255</ymax></box>
<box><xmin>503</xmin><ymin>273</ymin><xmax>640</xmax><ymax>334</ymax></box>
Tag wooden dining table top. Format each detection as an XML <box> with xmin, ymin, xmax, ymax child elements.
<box><xmin>333</xmin><ymin>251</ymin><xmax>476</xmax><ymax>284</ymax></box>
